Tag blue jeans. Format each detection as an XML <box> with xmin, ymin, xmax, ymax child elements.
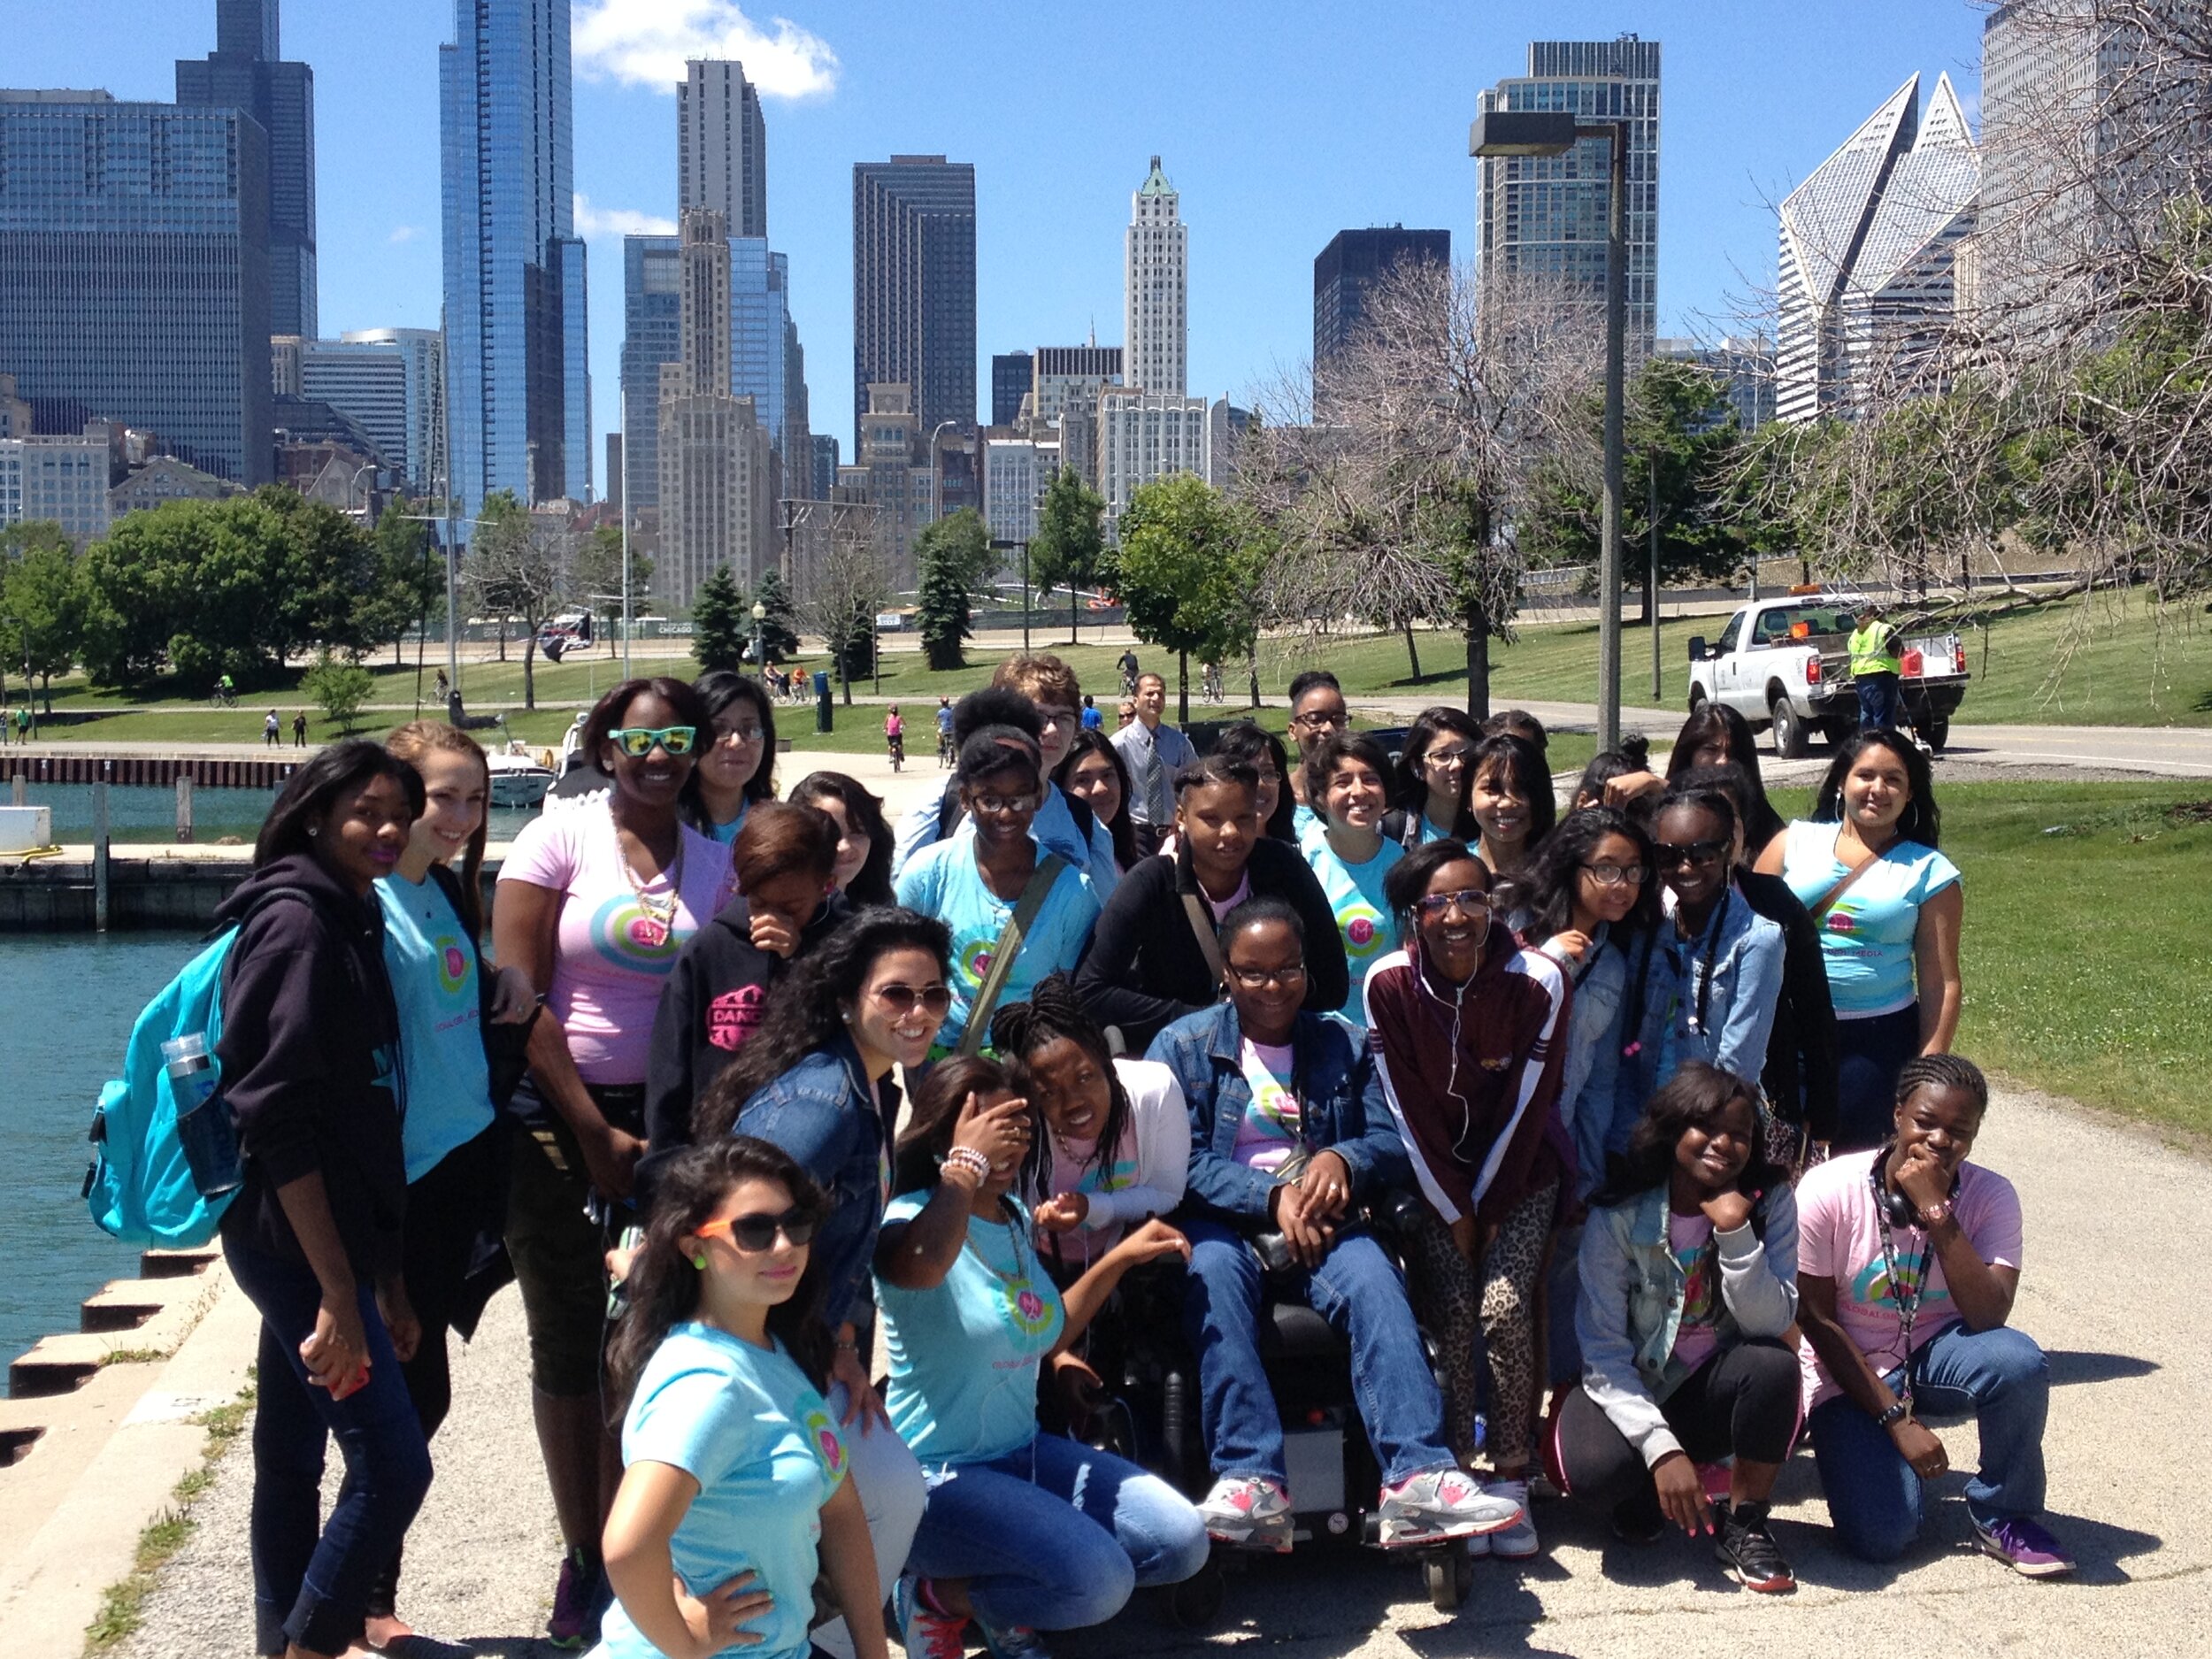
<box><xmin>1808</xmin><ymin>1321</ymin><xmax>2050</xmax><ymax>1563</ymax></box>
<box><xmin>226</xmin><ymin>1238</ymin><xmax>434</xmax><ymax>1656</ymax></box>
<box><xmin>1179</xmin><ymin>1216</ymin><xmax>1455</xmax><ymax>1488</ymax></box>
<box><xmin>907</xmin><ymin>1432</ymin><xmax>1208</xmax><ymax>1631</ymax></box>
<box><xmin>1857</xmin><ymin>670</ymin><xmax>1900</xmax><ymax>730</ymax></box>
<box><xmin>1834</xmin><ymin>1003</ymin><xmax>1922</xmax><ymax>1151</ymax></box>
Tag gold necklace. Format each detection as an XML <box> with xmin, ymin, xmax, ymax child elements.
<box><xmin>614</xmin><ymin>813</ymin><xmax>682</xmax><ymax>928</ymax></box>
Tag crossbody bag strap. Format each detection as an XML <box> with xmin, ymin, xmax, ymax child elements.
<box><xmin>1808</xmin><ymin>848</ymin><xmax>1883</xmax><ymax>920</ymax></box>
<box><xmin>958</xmin><ymin>854</ymin><xmax>1068</xmax><ymax>1056</ymax></box>
<box><xmin>1181</xmin><ymin>889</ymin><xmax>1228</xmax><ymax>992</ymax></box>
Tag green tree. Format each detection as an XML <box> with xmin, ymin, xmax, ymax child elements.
<box><xmin>0</xmin><ymin>526</ymin><xmax>88</xmax><ymax>712</ymax></box>
<box><xmin>1102</xmin><ymin>474</ymin><xmax>1256</xmax><ymax>723</ymax></box>
<box><xmin>352</xmin><ymin>503</ymin><xmax>442</xmax><ymax>667</ymax></box>
<box><xmin>750</xmin><ymin>566</ymin><xmax>802</xmax><ymax>663</ymax></box>
<box><xmin>574</xmin><ymin>522</ymin><xmax>654</xmax><ymax>657</ymax></box>
<box><xmin>690</xmin><ymin>564</ymin><xmax>749</xmax><ymax>672</ymax></box>
<box><xmin>912</xmin><ymin>511</ymin><xmax>994</xmax><ymax>672</ymax></box>
<box><xmin>300</xmin><ymin>647</ymin><xmax>375</xmax><ymax>733</ymax></box>
<box><xmin>465</xmin><ymin>492</ymin><xmax>569</xmax><ymax>710</ymax></box>
<box><xmin>1027</xmin><ymin>467</ymin><xmax>1106</xmax><ymax>644</ymax></box>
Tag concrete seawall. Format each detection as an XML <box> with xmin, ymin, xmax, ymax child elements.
<box><xmin>0</xmin><ymin>847</ymin><xmax>510</xmax><ymax>933</ymax></box>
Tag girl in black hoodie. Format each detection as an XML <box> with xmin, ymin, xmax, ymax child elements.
<box><xmin>215</xmin><ymin>741</ymin><xmax>434</xmax><ymax>1659</ymax></box>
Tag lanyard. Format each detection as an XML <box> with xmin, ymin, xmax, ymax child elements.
<box><xmin>1678</xmin><ymin>893</ymin><xmax>1728</xmax><ymax>1037</ymax></box>
<box><xmin>1868</xmin><ymin>1158</ymin><xmax>1928</xmax><ymax>1412</ymax></box>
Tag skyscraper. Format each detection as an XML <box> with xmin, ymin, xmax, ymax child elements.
<box><xmin>440</xmin><ymin>0</ymin><xmax>591</xmax><ymax>512</ymax></box>
<box><xmin>1313</xmin><ymin>227</ymin><xmax>1451</xmax><ymax>368</ymax></box>
<box><xmin>852</xmin><ymin>156</ymin><xmax>976</xmax><ymax>448</ymax></box>
<box><xmin>175</xmin><ymin>0</ymin><xmax>316</xmax><ymax>339</ymax></box>
<box><xmin>620</xmin><ymin>234</ymin><xmax>681</xmax><ymax>523</ymax></box>
<box><xmin>658</xmin><ymin>209</ymin><xmax>774</xmax><ymax>603</ymax></box>
<box><xmin>0</xmin><ymin>91</ymin><xmax>273</xmax><ymax>484</ymax></box>
<box><xmin>1476</xmin><ymin>35</ymin><xmax>1662</xmax><ymax>355</ymax></box>
<box><xmin>1777</xmin><ymin>74</ymin><xmax>1978</xmax><ymax>423</ymax></box>
<box><xmin>679</xmin><ymin>60</ymin><xmax>767</xmax><ymax>238</ymax></box>
<box><xmin>1031</xmin><ymin>346</ymin><xmax>1122</xmax><ymax>428</ymax></box>
<box><xmin>810</xmin><ymin>434</ymin><xmax>840</xmax><ymax>502</ymax></box>
<box><xmin>1124</xmin><ymin>157</ymin><xmax>1187</xmax><ymax>395</ymax></box>
<box><xmin>991</xmin><ymin>352</ymin><xmax>1033</xmax><ymax>427</ymax></box>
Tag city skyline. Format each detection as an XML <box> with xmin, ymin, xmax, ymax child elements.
<box><xmin>7</xmin><ymin>1</ymin><xmax>1993</xmax><ymax>482</ymax></box>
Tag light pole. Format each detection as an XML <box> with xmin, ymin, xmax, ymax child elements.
<box><xmin>1471</xmin><ymin>109</ymin><xmax>1630</xmax><ymax>749</ymax></box>
<box><xmin>347</xmin><ymin>462</ymin><xmax>380</xmax><ymax>520</ymax></box>
<box><xmin>750</xmin><ymin>600</ymin><xmax>767</xmax><ymax>686</ymax></box>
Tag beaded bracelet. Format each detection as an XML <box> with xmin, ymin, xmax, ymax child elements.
<box><xmin>943</xmin><ymin>1146</ymin><xmax>994</xmax><ymax>1182</ymax></box>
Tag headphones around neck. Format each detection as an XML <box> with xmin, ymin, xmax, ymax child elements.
<box><xmin>1872</xmin><ymin>1140</ymin><xmax>1961</xmax><ymax>1230</ymax></box>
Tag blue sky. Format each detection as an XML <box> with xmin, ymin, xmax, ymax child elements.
<box><xmin>11</xmin><ymin>0</ymin><xmax>1989</xmax><ymax>478</ymax></box>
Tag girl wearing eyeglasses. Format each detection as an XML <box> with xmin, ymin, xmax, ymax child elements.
<box><xmin>1645</xmin><ymin>787</ymin><xmax>1785</xmax><ymax>1095</ymax></box>
<box><xmin>1366</xmin><ymin>841</ymin><xmax>1572</xmax><ymax>1559</ymax></box>
<box><xmin>495</xmin><ymin>678</ymin><xmax>736</xmax><ymax>1643</ymax></box>
<box><xmin>875</xmin><ymin>1059</ymin><xmax>1205</xmax><ymax>1657</ymax></box>
<box><xmin>684</xmin><ymin>672</ymin><xmax>779</xmax><ymax>846</ymax></box>
<box><xmin>597</xmin><ymin>1137</ymin><xmax>887</xmax><ymax>1659</ymax></box>
<box><xmin>895</xmin><ymin>727</ymin><xmax>1102</xmax><ymax>1055</ymax></box>
<box><xmin>1385</xmin><ymin>706</ymin><xmax>1484</xmax><ymax>849</ymax></box>
<box><xmin>691</xmin><ymin>906</ymin><xmax>956</xmax><ymax>1658</ymax></box>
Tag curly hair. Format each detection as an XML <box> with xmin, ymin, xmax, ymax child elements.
<box><xmin>604</xmin><ymin>1136</ymin><xmax>834</xmax><ymax>1414</ymax></box>
<box><xmin>891</xmin><ymin>1055</ymin><xmax>1024</xmax><ymax>1197</ymax></box>
<box><xmin>1300</xmin><ymin>730</ymin><xmax>1394</xmax><ymax>824</ymax></box>
<box><xmin>990</xmin><ymin>972</ymin><xmax>1127</xmax><ymax>1196</ymax></box>
<box><xmin>1589</xmin><ymin>1061</ymin><xmax>1784</xmax><ymax>1210</ymax></box>
<box><xmin>692</xmin><ymin>907</ymin><xmax>952</xmax><ymax>1141</ymax></box>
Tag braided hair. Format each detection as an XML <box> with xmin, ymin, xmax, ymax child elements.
<box><xmin>1893</xmin><ymin>1052</ymin><xmax>1989</xmax><ymax>1117</ymax></box>
<box><xmin>989</xmin><ymin>972</ymin><xmax>1129</xmax><ymax>1195</ymax></box>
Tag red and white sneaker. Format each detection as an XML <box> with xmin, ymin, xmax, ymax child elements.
<box><xmin>1376</xmin><ymin>1468</ymin><xmax>1525</xmax><ymax>1548</ymax></box>
<box><xmin>1197</xmin><ymin>1474</ymin><xmax>1294</xmax><ymax>1552</ymax></box>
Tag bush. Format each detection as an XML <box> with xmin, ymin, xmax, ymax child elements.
<box><xmin>300</xmin><ymin>649</ymin><xmax>374</xmax><ymax>733</ymax></box>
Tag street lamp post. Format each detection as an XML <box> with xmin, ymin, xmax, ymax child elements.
<box><xmin>751</xmin><ymin>600</ymin><xmax>767</xmax><ymax>687</ymax></box>
<box><xmin>1471</xmin><ymin>109</ymin><xmax>1631</xmax><ymax>750</ymax></box>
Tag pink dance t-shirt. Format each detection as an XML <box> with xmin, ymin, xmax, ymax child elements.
<box><xmin>1794</xmin><ymin>1148</ymin><xmax>2023</xmax><ymax>1409</ymax></box>
<box><xmin>499</xmin><ymin>799</ymin><xmax>734</xmax><ymax>1085</ymax></box>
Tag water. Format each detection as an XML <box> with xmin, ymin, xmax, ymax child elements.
<box><xmin>16</xmin><ymin>783</ymin><xmax>541</xmax><ymax>847</ymax></box>
<box><xmin>0</xmin><ymin>931</ymin><xmax>200</xmax><ymax>1364</ymax></box>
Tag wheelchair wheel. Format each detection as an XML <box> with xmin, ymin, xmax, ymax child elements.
<box><xmin>1158</xmin><ymin>1561</ymin><xmax>1226</xmax><ymax>1629</ymax></box>
<box><xmin>1422</xmin><ymin>1542</ymin><xmax>1471</xmax><ymax>1613</ymax></box>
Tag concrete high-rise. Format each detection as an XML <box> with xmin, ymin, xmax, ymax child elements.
<box><xmin>1031</xmin><ymin>346</ymin><xmax>1123</xmax><ymax>428</ymax></box>
<box><xmin>1313</xmin><ymin>227</ymin><xmax>1451</xmax><ymax>367</ymax></box>
<box><xmin>294</xmin><ymin>329</ymin><xmax>445</xmax><ymax>495</ymax></box>
<box><xmin>852</xmin><ymin>156</ymin><xmax>977</xmax><ymax>448</ymax></box>
<box><xmin>440</xmin><ymin>0</ymin><xmax>591</xmax><ymax>511</ymax></box>
<box><xmin>679</xmin><ymin>60</ymin><xmax>767</xmax><ymax>238</ymax></box>
<box><xmin>1476</xmin><ymin>35</ymin><xmax>1661</xmax><ymax>355</ymax></box>
<box><xmin>0</xmin><ymin>91</ymin><xmax>272</xmax><ymax>484</ymax></box>
<box><xmin>1124</xmin><ymin>157</ymin><xmax>1187</xmax><ymax>395</ymax></box>
<box><xmin>1777</xmin><ymin>73</ymin><xmax>1978</xmax><ymax>423</ymax></box>
<box><xmin>658</xmin><ymin>209</ymin><xmax>774</xmax><ymax>603</ymax></box>
<box><xmin>1097</xmin><ymin>388</ymin><xmax>1212</xmax><ymax>536</ymax></box>
<box><xmin>176</xmin><ymin>0</ymin><xmax>315</xmax><ymax>339</ymax></box>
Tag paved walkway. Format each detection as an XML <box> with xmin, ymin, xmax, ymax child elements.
<box><xmin>117</xmin><ymin>1084</ymin><xmax>2211</xmax><ymax>1659</ymax></box>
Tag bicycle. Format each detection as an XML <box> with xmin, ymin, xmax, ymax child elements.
<box><xmin>207</xmin><ymin>686</ymin><xmax>238</xmax><ymax>709</ymax></box>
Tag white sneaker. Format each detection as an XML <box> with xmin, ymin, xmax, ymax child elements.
<box><xmin>1375</xmin><ymin>1468</ymin><xmax>1523</xmax><ymax>1548</ymax></box>
<box><xmin>1483</xmin><ymin>1478</ymin><xmax>1539</xmax><ymax>1559</ymax></box>
<box><xmin>1198</xmin><ymin>1474</ymin><xmax>1294</xmax><ymax>1552</ymax></box>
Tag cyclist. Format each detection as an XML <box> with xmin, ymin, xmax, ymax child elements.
<box><xmin>935</xmin><ymin>697</ymin><xmax>956</xmax><ymax>768</ymax></box>
<box><xmin>1118</xmin><ymin>648</ymin><xmax>1141</xmax><ymax>700</ymax></box>
<box><xmin>885</xmin><ymin>703</ymin><xmax>905</xmax><ymax>772</ymax></box>
<box><xmin>216</xmin><ymin>673</ymin><xmax>237</xmax><ymax>708</ymax></box>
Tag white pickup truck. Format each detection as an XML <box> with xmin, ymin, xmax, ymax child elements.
<box><xmin>1686</xmin><ymin>594</ymin><xmax>1970</xmax><ymax>756</ymax></box>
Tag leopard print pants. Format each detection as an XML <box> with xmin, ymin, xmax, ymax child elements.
<box><xmin>1402</xmin><ymin>1180</ymin><xmax>1559</xmax><ymax>1470</ymax></box>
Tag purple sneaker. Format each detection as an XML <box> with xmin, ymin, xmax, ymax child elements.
<box><xmin>1972</xmin><ymin>1513</ymin><xmax>2075</xmax><ymax>1578</ymax></box>
<box><xmin>546</xmin><ymin>1548</ymin><xmax>600</xmax><ymax>1648</ymax></box>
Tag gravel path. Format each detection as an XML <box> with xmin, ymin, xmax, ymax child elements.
<box><xmin>122</xmin><ymin>1082</ymin><xmax>2212</xmax><ymax>1658</ymax></box>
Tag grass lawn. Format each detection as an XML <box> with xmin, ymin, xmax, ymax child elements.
<box><xmin>1770</xmin><ymin>780</ymin><xmax>2212</xmax><ymax>1139</ymax></box>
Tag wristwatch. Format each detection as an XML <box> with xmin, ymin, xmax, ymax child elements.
<box><xmin>1918</xmin><ymin>1200</ymin><xmax>1953</xmax><ymax>1230</ymax></box>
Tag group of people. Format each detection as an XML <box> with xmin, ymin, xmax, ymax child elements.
<box><xmin>209</xmin><ymin>647</ymin><xmax>2068</xmax><ymax>1659</ymax></box>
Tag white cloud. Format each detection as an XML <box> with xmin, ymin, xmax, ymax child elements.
<box><xmin>572</xmin><ymin>1</ymin><xmax>838</xmax><ymax>99</ymax></box>
<box><xmin>573</xmin><ymin>194</ymin><xmax>680</xmax><ymax>239</ymax></box>
<box><xmin>388</xmin><ymin>225</ymin><xmax>423</xmax><ymax>244</ymax></box>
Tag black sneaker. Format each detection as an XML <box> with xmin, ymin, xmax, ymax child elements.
<box><xmin>1611</xmin><ymin>1484</ymin><xmax>1667</xmax><ymax>1544</ymax></box>
<box><xmin>1714</xmin><ymin>1499</ymin><xmax>1794</xmax><ymax>1594</ymax></box>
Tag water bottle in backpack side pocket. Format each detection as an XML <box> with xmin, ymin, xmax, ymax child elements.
<box><xmin>162</xmin><ymin>1033</ymin><xmax>243</xmax><ymax>1198</ymax></box>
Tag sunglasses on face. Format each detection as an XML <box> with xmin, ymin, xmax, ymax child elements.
<box><xmin>1413</xmin><ymin>888</ymin><xmax>1492</xmax><ymax>920</ymax></box>
<box><xmin>1580</xmin><ymin>863</ymin><xmax>1649</xmax><ymax>887</ymax></box>
<box><xmin>1294</xmin><ymin>710</ymin><xmax>1348</xmax><ymax>730</ymax></box>
<box><xmin>1226</xmin><ymin>963</ymin><xmax>1307</xmax><ymax>991</ymax></box>
<box><xmin>1655</xmin><ymin>839</ymin><xmax>1730</xmax><ymax>869</ymax></box>
<box><xmin>971</xmin><ymin>793</ymin><xmax>1039</xmax><ymax>816</ymax></box>
<box><xmin>869</xmin><ymin>982</ymin><xmax>954</xmax><ymax>1018</ymax></box>
<box><xmin>714</xmin><ymin>724</ymin><xmax>765</xmax><ymax>746</ymax></box>
<box><xmin>606</xmin><ymin>725</ymin><xmax>698</xmax><ymax>758</ymax></box>
<box><xmin>695</xmin><ymin>1208</ymin><xmax>819</xmax><ymax>1252</ymax></box>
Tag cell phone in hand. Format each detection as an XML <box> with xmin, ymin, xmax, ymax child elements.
<box><xmin>326</xmin><ymin>1357</ymin><xmax>373</xmax><ymax>1401</ymax></box>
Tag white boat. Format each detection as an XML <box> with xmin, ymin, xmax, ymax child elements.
<box><xmin>487</xmin><ymin>748</ymin><xmax>557</xmax><ymax>810</ymax></box>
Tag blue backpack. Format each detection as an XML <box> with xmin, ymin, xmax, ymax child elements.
<box><xmin>84</xmin><ymin>887</ymin><xmax>317</xmax><ymax>1248</ymax></box>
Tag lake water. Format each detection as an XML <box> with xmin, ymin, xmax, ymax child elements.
<box><xmin>14</xmin><ymin>783</ymin><xmax>541</xmax><ymax>846</ymax></box>
<box><xmin>0</xmin><ymin>931</ymin><xmax>198</xmax><ymax>1364</ymax></box>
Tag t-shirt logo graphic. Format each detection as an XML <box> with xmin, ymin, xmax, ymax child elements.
<box><xmin>589</xmin><ymin>895</ymin><xmax>686</xmax><ymax>972</ymax></box>
<box><xmin>707</xmin><ymin>985</ymin><xmax>765</xmax><ymax>1052</ymax></box>
<box><xmin>1004</xmin><ymin>1278</ymin><xmax>1056</xmax><ymax>1338</ymax></box>
<box><xmin>959</xmin><ymin>939</ymin><xmax>994</xmax><ymax>986</ymax></box>
<box><xmin>434</xmin><ymin>935</ymin><xmax>469</xmax><ymax>996</ymax></box>
<box><xmin>1853</xmin><ymin>1255</ymin><xmax>1947</xmax><ymax>1311</ymax></box>
<box><xmin>1341</xmin><ymin>904</ymin><xmax>1383</xmax><ymax>957</ymax></box>
<box><xmin>797</xmin><ymin>1397</ymin><xmax>848</xmax><ymax>1482</ymax></box>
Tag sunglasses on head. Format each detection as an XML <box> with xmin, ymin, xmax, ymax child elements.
<box><xmin>606</xmin><ymin>725</ymin><xmax>698</xmax><ymax>758</ymax></box>
<box><xmin>695</xmin><ymin>1208</ymin><xmax>818</xmax><ymax>1252</ymax></box>
<box><xmin>1655</xmin><ymin>839</ymin><xmax>1729</xmax><ymax>868</ymax></box>
<box><xmin>870</xmin><ymin>982</ymin><xmax>954</xmax><ymax>1018</ymax></box>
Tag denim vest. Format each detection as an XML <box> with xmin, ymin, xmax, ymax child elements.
<box><xmin>733</xmin><ymin>1033</ymin><xmax>885</xmax><ymax>1328</ymax></box>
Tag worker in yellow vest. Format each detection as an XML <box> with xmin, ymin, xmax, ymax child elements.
<box><xmin>1848</xmin><ymin>602</ymin><xmax>1902</xmax><ymax>730</ymax></box>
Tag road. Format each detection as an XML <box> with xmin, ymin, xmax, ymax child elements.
<box><xmin>112</xmin><ymin>1081</ymin><xmax>2210</xmax><ymax>1659</ymax></box>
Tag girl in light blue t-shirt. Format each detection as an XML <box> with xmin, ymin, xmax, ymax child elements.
<box><xmin>873</xmin><ymin>1057</ymin><xmax>1207</xmax><ymax>1657</ymax></box>
<box><xmin>597</xmin><ymin>1137</ymin><xmax>885</xmax><ymax>1659</ymax></box>
<box><xmin>1295</xmin><ymin>731</ymin><xmax>1406</xmax><ymax>1023</ymax></box>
